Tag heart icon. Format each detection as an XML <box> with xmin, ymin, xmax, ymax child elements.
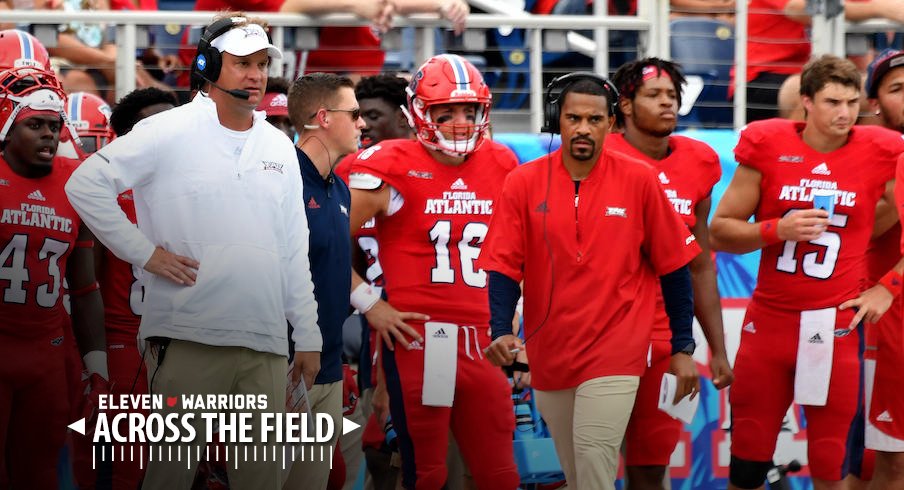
<box><xmin>167</xmin><ymin>396</ymin><xmax>178</xmax><ymax>408</ymax></box>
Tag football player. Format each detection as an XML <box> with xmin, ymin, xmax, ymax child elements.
<box><xmin>711</xmin><ymin>54</ymin><xmax>904</xmax><ymax>490</ymax></box>
<box><xmin>610</xmin><ymin>58</ymin><xmax>733</xmax><ymax>489</ymax></box>
<box><xmin>0</xmin><ymin>65</ymin><xmax>106</xmax><ymax>489</ymax></box>
<box><xmin>346</xmin><ymin>54</ymin><xmax>520</xmax><ymax>489</ymax></box>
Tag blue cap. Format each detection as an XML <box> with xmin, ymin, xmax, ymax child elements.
<box><xmin>866</xmin><ymin>49</ymin><xmax>904</xmax><ymax>99</ymax></box>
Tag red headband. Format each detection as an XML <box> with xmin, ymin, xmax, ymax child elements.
<box><xmin>15</xmin><ymin>107</ymin><xmax>61</xmax><ymax>124</ymax></box>
<box><xmin>641</xmin><ymin>65</ymin><xmax>671</xmax><ymax>83</ymax></box>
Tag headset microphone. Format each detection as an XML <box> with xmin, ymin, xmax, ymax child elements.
<box><xmin>200</xmin><ymin>74</ymin><xmax>251</xmax><ymax>100</ymax></box>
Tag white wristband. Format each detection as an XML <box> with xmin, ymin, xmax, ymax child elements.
<box><xmin>350</xmin><ymin>282</ymin><xmax>381</xmax><ymax>314</ymax></box>
<box><xmin>83</xmin><ymin>350</ymin><xmax>109</xmax><ymax>381</ymax></box>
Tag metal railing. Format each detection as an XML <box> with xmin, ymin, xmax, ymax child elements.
<box><xmin>5</xmin><ymin>6</ymin><xmax>901</xmax><ymax>132</ymax></box>
<box><xmin>0</xmin><ymin>8</ymin><xmax>659</xmax><ymax>133</ymax></box>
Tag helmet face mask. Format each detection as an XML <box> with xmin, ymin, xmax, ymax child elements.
<box><xmin>0</xmin><ymin>67</ymin><xmax>68</xmax><ymax>143</ymax></box>
<box><xmin>407</xmin><ymin>54</ymin><xmax>491</xmax><ymax>157</ymax></box>
<box><xmin>66</xmin><ymin>92</ymin><xmax>114</xmax><ymax>154</ymax></box>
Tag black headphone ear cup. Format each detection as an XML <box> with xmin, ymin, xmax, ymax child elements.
<box><xmin>205</xmin><ymin>48</ymin><xmax>222</xmax><ymax>82</ymax></box>
<box><xmin>191</xmin><ymin>17</ymin><xmax>242</xmax><ymax>89</ymax></box>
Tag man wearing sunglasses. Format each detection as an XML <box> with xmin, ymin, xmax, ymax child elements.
<box><xmin>283</xmin><ymin>71</ymin><xmax>363</xmax><ymax>490</ymax></box>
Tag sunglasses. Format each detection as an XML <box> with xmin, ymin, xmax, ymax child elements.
<box><xmin>325</xmin><ymin>107</ymin><xmax>361</xmax><ymax>121</ymax></box>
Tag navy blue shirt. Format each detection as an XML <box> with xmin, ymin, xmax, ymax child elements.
<box><xmin>292</xmin><ymin>147</ymin><xmax>351</xmax><ymax>385</ymax></box>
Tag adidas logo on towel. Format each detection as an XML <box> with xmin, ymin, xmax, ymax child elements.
<box><xmin>27</xmin><ymin>190</ymin><xmax>46</xmax><ymax>201</ymax></box>
<box><xmin>808</xmin><ymin>333</ymin><xmax>824</xmax><ymax>344</ymax></box>
<box><xmin>433</xmin><ymin>328</ymin><xmax>448</xmax><ymax>339</ymax></box>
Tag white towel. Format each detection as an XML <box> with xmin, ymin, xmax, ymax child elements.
<box><xmin>658</xmin><ymin>373</ymin><xmax>700</xmax><ymax>424</ymax></box>
<box><xmin>794</xmin><ymin>308</ymin><xmax>836</xmax><ymax>406</ymax></box>
<box><xmin>423</xmin><ymin>322</ymin><xmax>458</xmax><ymax>407</ymax></box>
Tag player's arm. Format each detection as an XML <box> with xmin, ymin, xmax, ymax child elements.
<box><xmin>689</xmin><ymin>197</ymin><xmax>733</xmax><ymax>390</ymax></box>
<box><xmin>68</xmin><ymin>224</ymin><xmax>107</xmax><ymax>379</ymax></box>
<box><xmin>872</xmin><ymin>179</ymin><xmax>897</xmax><ymax>239</ymax></box>
<box><xmin>349</xmin><ymin>184</ymin><xmax>426</xmax><ymax>351</ymax></box>
<box><xmin>710</xmin><ymin>164</ymin><xmax>828</xmax><ymax>253</ymax></box>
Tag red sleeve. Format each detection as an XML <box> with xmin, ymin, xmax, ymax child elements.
<box><xmin>349</xmin><ymin>144</ymin><xmax>402</xmax><ymax>190</ymax></box>
<box><xmin>896</xmin><ymin>153</ymin><xmax>904</xmax><ymax>255</ymax></box>
<box><xmin>733</xmin><ymin>122</ymin><xmax>769</xmax><ymax>173</ymax></box>
<box><xmin>701</xmin><ymin>144</ymin><xmax>722</xmax><ymax>197</ymax></box>
<box><xmin>877</xmin><ymin>128</ymin><xmax>904</xmax><ymax>184</ymax></box>
<box><xmin>639</xmin><ymin>165</ymin><xmax>702</xmax><ymax>275</ymax></box>
<box><xmin>480</xmin><ymin>168</ymin><xmax>527</xmax><ymax>282</ymax></box>
<box><xmin>334</xmin><ymin>151</ymin><xmax>359</xmax><ymax>184</ymax></box>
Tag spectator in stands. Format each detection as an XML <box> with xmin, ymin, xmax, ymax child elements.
<box><xmin>258</xmin><ymin>75</ymin><xmax>294</xmax><ymax>140</ymax></box>
<box><xmin>185</xmin><ymin>0</ymin><xmax>468</xmax><ymax>81</ymax></box>
<box><xmin>737</xmin><ymin>0</ymin><xmax>904</xmax><ymax>123</ymax></box>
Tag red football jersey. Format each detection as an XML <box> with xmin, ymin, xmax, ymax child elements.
<box><xmin>99</xmin><ymin>190</ymin><xmax>143</xmax><ymax>345</ymax></box>
<box><xmin>607</xmin><ymin>133</ymin><xmax>721</xmax><ymax>340</ymax></box>
<box><xmin>481</xmin><ymin>148</ymin><xmax>701</xmax><ymax>390</ymax></box>
<box><xmin>0</xmin><ymin>156</ymin><xmax>82</xmax><ymax>338</ymax></box>
<box><xmin>606</xmin><ymin>133</ymin><xmax>721</xmax><ymax>229</ymax></box>
<box><xmin>349</xmin><ymin>139</ymin><xmax>518</xmax><ymax>327</ymax></box>
<box><xmin>736</xmin><ymin>119</ymin><xmax>904</xmax><ymax>311</ymax></box>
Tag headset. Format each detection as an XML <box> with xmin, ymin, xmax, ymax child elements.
<box><xmin>541</xmin><ymin>72</ymin><xmax>619</xmax><ymax>134</ymax></box>
<box><xmin>190</xmin><ymin>16</ymin><xmax>247</xmax><ymax>93</ymax></box>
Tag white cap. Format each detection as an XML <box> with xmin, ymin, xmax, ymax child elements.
<box><xmin>211</xmin><ymin>22</ymin><xmax>282</xmax><ymax>59</ymax></box>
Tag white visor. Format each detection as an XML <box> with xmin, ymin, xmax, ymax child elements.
<box><xmin>211</xmin><ymin>23</ymin><xmax>281</xmax><ymax>59</ymax></box>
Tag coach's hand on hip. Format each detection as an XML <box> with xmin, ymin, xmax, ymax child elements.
<box><xmin>143</xmin><ymin>246</ymin><xmax>199</xmax><ymax>286</ymax></box>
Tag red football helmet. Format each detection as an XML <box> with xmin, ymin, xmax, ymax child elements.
<box><xmin>0</xmin><ymin>67</ymin><xmax>68</xmax><ymax>142</ymax></box>
<box><xmin>406</xmin><ymin>54</ymin><xmax>491</xmax><ymax>157</ymax></box>
<box><xmin>0</xmin><ymin>29</ymin><xmax>52</xmax><ymax>72</ymax></box>
<box><xmin>66</xmin><ymin>92</ymin><xmax>114</xmax><ymax>154</ymax></box>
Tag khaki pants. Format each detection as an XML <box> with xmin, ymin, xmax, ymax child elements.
<box><xmin>283</xmin><ymin>380</ymin><xmax>343</xmax><ymax>490</ymax></box>
<box><xmin>142</xmin><ymin>340</ymin><xmax>286</xmax><ymax>490</ymax></box>
<box><xmin>341</xmin><ymin>386</ymin><xmax>370</xmax><ymax>490</ymax></box>
<box><xmin>535</xmin><ymin>375</ymin><xmax>640</xmax><ymax>490</ymax></box>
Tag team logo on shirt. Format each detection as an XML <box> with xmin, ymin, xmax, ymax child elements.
<box><xmin>424</xmin><ymin>180</ymin><xmax>494</xmax><ymax>215</ymax></box>
<box><xmin>658</xmin><ymin>172</ymin><xmax>670</xmax><ymax>185</ymax></box>
<box><xmin>810</xmin><ymin>162</ymin><xmax>831</xmax><ymax>176</ymax></box>
<box><xmin>27</xmin><ymin>190</ymin><xmax>46</xmax><ymax>201</ymax></box>
<box><xmin>778</xmin><ymin>155</ymin><xmax>805</xmax><ymax>163</ymax></box>
<box><xmin>605</xmin><ymin>206</ymin><xmax>627</xmax><ymax>218</ymax></box>
<box><xmin>407</xmin><ymin>170</ymin><xmax>433</xmax><ymax>180</ymax></box>
<box><xmin>778</xmin><ymin>179</ymin><xmax>856</xmax><ymax>208</ymax></box>
<box><xmin>0</xmin><ymin>179</ymin><xmax>9</xmax><ymax>186</ymax></box>
<box><xmin>664</xmin><ymin>189</ymin><xmax>692</xmax><ymax>216</ymax></box>
<box><xmin>1</xmin><ymin>203</ymin><xmax>73</xmax><ymax>232</ymax></box>
<box><xmin>262</xmin><ymin>160</ymin><xmax>284</xmax><ymax>174</ymax></box>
